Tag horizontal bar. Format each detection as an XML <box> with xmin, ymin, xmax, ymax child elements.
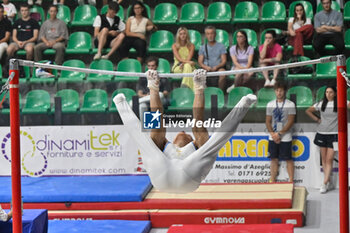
<box><xmin>16</xmin><ymin>56</ymin><xmax>338</xmax><ymax>78</ymax></box>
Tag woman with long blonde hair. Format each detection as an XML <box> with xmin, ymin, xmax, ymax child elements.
<box><xmin>171</xmin><ymin>27</ymin><xmax>195</xmax><ymax>89</ymax></box>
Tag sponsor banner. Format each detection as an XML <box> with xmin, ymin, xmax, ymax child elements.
<box><xmin>0</xmin><ymin>126</ymin><xmax>145</xmax><ymax>177</ymax></box>
<box><xmin>204</xmin><ymin>133</ymin><xmax>321</xmax><ymax>188</ymax></box>
<box><xmin>1</xmin><ymin>124</ymin><xmax>349</xmax><ymax>189</ymax></box>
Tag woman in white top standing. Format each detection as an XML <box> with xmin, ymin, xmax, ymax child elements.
<box><xmin>119</xmin><ymin>1</ymin><xmax>157</xmax><ymax>64</ymax></box>
<box><xmin>287</xmin><ymin>3</ymin><xmax>313</xmax><ymax>56</ymax></box>
<box><xmin>306</xmin><ymin>86</ymin><xmax>350</xmax><ymax>193</ymax></box>
<box><xmin>227</xmin><ymin>30</ymin><xmax>254</xmax><ymax>93</ymax></box>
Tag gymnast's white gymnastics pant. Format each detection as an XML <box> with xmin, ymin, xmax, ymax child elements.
<box><xmin>114</xmin><ymin>94</ymin><xmax>256</xmax><ymax>193</ymax></box>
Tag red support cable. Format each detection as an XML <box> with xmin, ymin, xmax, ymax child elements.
<box><xmin>337</xmin><ymin>55</ymin><xmax>349</xmax><ymax>233</ymax></box>
<box><xmin>9</xmin><ymin>59</ymin><xmax>22</xmax><ymax>233</ymax></box>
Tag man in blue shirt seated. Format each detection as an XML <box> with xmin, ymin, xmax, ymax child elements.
<box><xmin>198</xmin><ymin>26</ymin><xmax>227</xmax><ymax>92</ymax></box>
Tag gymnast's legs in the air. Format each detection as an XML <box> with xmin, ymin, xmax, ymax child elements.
<box><xmin>114</xmin><ymin>69</ymin><xmax>257</xmax><ymax>193</ymax></box>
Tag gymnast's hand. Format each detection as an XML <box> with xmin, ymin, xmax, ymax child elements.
<box><xmin>193</xmin><ymin>69</ymin><xmax>207</xmax><ymax>91</ymax></box>
<box><xmin>146</xmin><ymin>69</ymin><xmax>160</xmax><ymax>91</ymax></box>
<box><xmin>193</xmin><ymin>69</ymin><xmax>207</xmax><ymax>79</ymax></box>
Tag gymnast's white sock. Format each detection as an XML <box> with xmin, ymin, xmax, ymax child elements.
<box><xmin>241</xmin><ymin>94</ymin><xmax>257</xmax><ymax>107</ymax></box>
<box><xmin>113</xmin><ymin>93</ymin><xmax>126</xmax><ymax>106</ymax></box>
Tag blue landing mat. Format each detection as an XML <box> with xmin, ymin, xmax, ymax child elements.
<box><xmin>0</xmin><ymin>176</ymin><xmax>152</xmax><ymax>202</ymax></box>
<box><xmin>48</xmin><ymin>220</ymin><xmax>151</xmax><ymax>233</ymax></box>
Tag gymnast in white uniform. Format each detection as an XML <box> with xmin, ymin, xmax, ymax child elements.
<box><xmin>114</xmin><ymin>69</ymin><xmax>257</xmax><ymax>193</ymax></box>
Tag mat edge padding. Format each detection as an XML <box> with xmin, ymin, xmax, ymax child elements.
<box><xmin>46</xmin><ymin>187</ymin><xmax>307</xmax><ymax>227</ymax></box>
<box><xmin>1</xmin><ymin>182</ymin><xmax>294</xmax><ymax>210</ymax></box>
<box><xmin>0</xmin><ymin>176</ymin><xmax>152</xmax><ymax>202</ymax></box>
<box><xmin>167</xmin><ymin>223</ymin><xmax>294</xmax><ymax>233</ymax></box>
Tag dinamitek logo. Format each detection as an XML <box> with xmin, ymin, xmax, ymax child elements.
<box><xmin>1</xmin><ymin>131</ymin><xmax>48</xmax><ymax>176</ymax></box>
<box><xmin>143</xmin><ymin>110</ymin><xmax>222</xmax><ymax>130</ymax></box>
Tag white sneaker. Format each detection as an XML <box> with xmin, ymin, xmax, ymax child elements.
<box><xmin>78</xmin><ymin>0</ymin><xmax>84</xmax><ymax>5</ymax></box>
<box><xmin>320</xmin><ymin>183</ymin><xmax>328</xmax><ymax>194</ymax></box>
<box><xmin>101</xmin><ymin>55</ymin><xmax>109</xmax><ymax>60</ymax></box>
<box><xmin>264</xmin><ymin>79</ymin><xmax>270</xmax><ymax>87</ymax></box>
<box><xmin>327</xmin><ymin>182</ymin><xmax>335</xmax><ymax>191</ymax></box>
<box><xmin>36</xmin><ymin>68</ymin><xmax>55</xmax><ymax>78</ymax></box>
<box><xmin>28</xmin><ymin>0</ymin><xmax>34</xmax><ymax>5</ymax></box>
<box><xmin>270</xmin><ymin>79</ymin><xmax>276</xmax><ymax>86</ymax></box>
<box><xmin>93</xmin><ymin>53</ymin><xmax>101</xmax><ymax>60</ymax></box>
<box><xmin>226</xmin><ymin>84</ymin><xmax>235</xmax><ymax>94</ymax></box>
<box><xmin>35</xmin><ymin>0</ymin><xmax>42</xmax><ymax>5</ymax></box>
